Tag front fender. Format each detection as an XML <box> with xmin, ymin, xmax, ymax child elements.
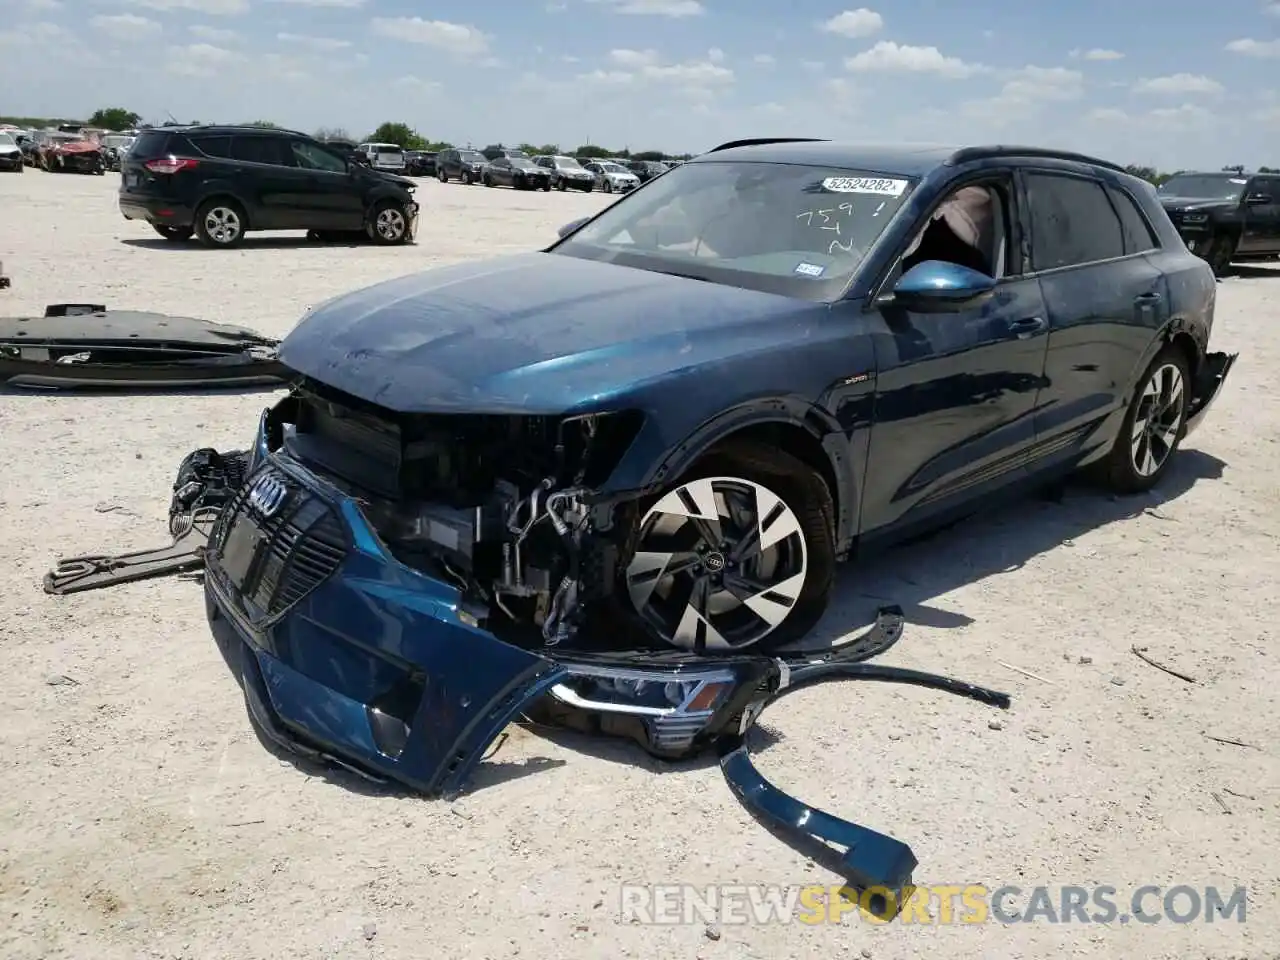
<box><xmin>603</xmin><ymin>397</ymin><xmax>859</xmax><ymax>547</ymax></box>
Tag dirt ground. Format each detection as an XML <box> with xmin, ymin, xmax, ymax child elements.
<box><xmin>0</xmin><ymin>170</ymin><xmax>1276</xmax><ymax>960</ymax></box>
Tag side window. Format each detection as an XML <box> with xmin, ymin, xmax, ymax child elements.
<box><xmin>494</xmin><ymin>158</ymin><xmax>509</xmax><ymax>168</ymax></box>
<box><xmin>1024</xmin><ymin>172</ymin><xmax>1124</xmax><ymax>270</ymax></box>
<box><xmin>231</xmin><ymin>136</ymin><xmax>291</xmax><ymax>166</ymax></box>
<box><xmin>1255</xmin><ymin>177</ymin><xmax>1278</xmax><ymax>199</ymax></box>
<box><xmin>191</xmin><ymin>135</ymin><xmax>232</xmax><ymax>159</ymax></box>
<box><xmin>898</xmin><ymin>181</ymin><xmax>1012</xmax><ymax>281</ymax></box>
<box><xmin>1106</xmin><ymin>186</ymin><xmax>1159</xmax><ymax>254</ymax></box>
<box><xmin>291</xmin><ymin>140</ymin><xmax>346</xmax><ymax>173</ymax></box>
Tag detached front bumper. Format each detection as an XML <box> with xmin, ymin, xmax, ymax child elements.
<box><xmin>1184</xmin><ymin>351</ymin><xmax>1238</xmax><ymax>437</ymax></box>
<box><xmin>201</xmin><ymin>422</ymin><xmax>1011</xmax><ymax>909</ymax></box>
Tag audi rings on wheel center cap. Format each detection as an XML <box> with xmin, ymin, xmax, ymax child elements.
<box><xmin>703</xmin><ymin>552</ymin><xmax>726</xmax><ymax>573</ymax></box>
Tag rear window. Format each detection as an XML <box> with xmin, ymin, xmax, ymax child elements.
<box><xmin>189</xmin><ymin>135</ymin><xmax>232</xmax><ymax>159</ymax></box>
<box><xmin>231</xmin><ymin>136</ymin><xmax>291</xmax><ymax>166</ymax></box>
<box><xmin>372</xmin><ymin>144</ymin><xmax>403</xmax><ymax>154</ymax></box>
<box><xmin>127</xmin><ymin>130</ymin><xmax>171</xmax><ymax>159</ymax></box>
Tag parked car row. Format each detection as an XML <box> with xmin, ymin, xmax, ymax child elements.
<box><xmin>427</xmin><ymin>146</ymin><xmax>658</xmax><ymax>192</ymax></box>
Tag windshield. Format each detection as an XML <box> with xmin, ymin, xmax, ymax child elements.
<box><xmin>600</xmin><ymin>162</ymin><xmax>628</xmax><ymax>174</ymax></box>
<box><xmin>1158</xmin><ymin>175</ymin><xmax>1247</xmax><ymax>201</ymax></box>
<box><xmin>552</xmin><ymin>160</ymin><xmax>916</xmax><ymax>302</ymax></box>
<box><xmin>554</xmin><ymin>156</ymin><xmax>581</xmax><ymax>168</ymax></box>
<box><xmin>0</xmin><ymin>134</ymin><xmax>14</xmax><ymax>146</ymax></box>
<box><xmin>459</xmin><ymin>151</ymin><xmax>484</xmax><ymax>162</ymax></box>
<box><xmin>510</xmin><ymin>158</ymin><xmax>536</xmax><ymax>170</ymax></box>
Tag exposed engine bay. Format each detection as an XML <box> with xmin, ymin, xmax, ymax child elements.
<box><xmin>267</xmin><ymin>379</ymin><xmax>647</xmax><ymax>651</ymax></box>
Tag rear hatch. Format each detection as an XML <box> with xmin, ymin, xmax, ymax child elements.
<box><xmin>372</xmin><ymin>145</ymin><xmax>404</xmax><ymax>169</ymax></box>
<box><xmin>119</xmin><ymin>129</ymin><xmax>178</xmax><ymax>195</ymax></box>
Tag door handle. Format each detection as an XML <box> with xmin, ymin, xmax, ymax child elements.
<box><xmin>1134</xmin><ymin>292</ymin><xmax>1163</xmax><ymax>304</ymax></box>
<box><xmin>1008</xmin><ymin>316</ymin><xmax>1046</xmax><ymax>338</ymax></box>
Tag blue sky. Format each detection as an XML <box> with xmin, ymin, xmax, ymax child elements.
<box><xmin>1</xmin><ymin>0</ymin><xmax>1278</xmax><ymax>169</ymax></box>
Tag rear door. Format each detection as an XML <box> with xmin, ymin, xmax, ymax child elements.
<box><xmin>1021</xmin><ymin>170</ymin><xmax>1167</xmax><ymax>465</ymax></box>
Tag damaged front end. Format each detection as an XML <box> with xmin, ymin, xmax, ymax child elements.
<box><xmin>194</xmin><ymin>384</ymin><xmax>1011</xmax><ymax>910</ymax></box>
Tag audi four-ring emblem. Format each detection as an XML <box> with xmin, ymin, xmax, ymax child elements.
<box><xmin>246</xmin><ymin>473</ymin><xmax>289</xmax><ymax>518</ymax></box>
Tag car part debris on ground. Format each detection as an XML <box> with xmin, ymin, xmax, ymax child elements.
<box><xmin>43</xmin><ymin>442</ymin><xmax>1012</xmax><ymax>919</ymax></box>
<box><xmin>0</xmin><ymin>303</ymin><xmax>288</xmax><ymax>390</ymax></box>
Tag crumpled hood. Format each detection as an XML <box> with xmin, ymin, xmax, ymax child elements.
<box><xmin>48</xmin><ymin>140</ymin><xmax>99</xmax><ymax>154</ymax></box>
<box><xmin>278</xmin><ymin>252</ymin><xmax>828</xmax><ymax>414</ymax></box>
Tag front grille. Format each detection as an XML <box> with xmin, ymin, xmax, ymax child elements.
<box><xmin>212</xmin><ymin>464</ymin><xmax>348</xmax><ymax>618</ymax></box>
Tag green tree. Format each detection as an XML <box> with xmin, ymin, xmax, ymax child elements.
<box><xmin>573</xmin><ymin>143</ymin><xmax>611</xmax><ymax>158</ymax></box>
<box><xmin>536</xmin><ymin>143</ymin><xmax>560</xmax><ymax>156</ymax></box>
<box><xmin>314</xmin><ymin>126</ymin><xmax>352</xmax><ymax>142</ymax></box>
<box><xmin>87</xmin><ymin>107</ymin><xmax>141</xmax><ymax>130</ymax></box>
<box><xmin>370</xmin><ymin>122</ymin><xmax>425</xmax><ymax>148</ymax></box>
<box><xmin>631</xmin><ymin>150</ymin><xmax>667</xmax><ymax>161</ymax></box>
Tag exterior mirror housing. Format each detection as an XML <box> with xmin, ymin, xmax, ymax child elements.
<box><xmin>557</xmin><ymin>217</ymin><xmax>589</xmax><ymax>239</ymax></box>
<box><xmin>891</xmin><ymin>260</ymin><xmax>997</xmax><ymax>313</ymax></box>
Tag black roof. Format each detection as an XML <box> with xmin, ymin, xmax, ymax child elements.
<box><xmin>152</xmin><ymin>123</ymin><xmax>312</xmax><ymax>138</ymax></box>
<box><xmin>696</xmin><ymin>139</ymin><xmax>1129</xmax><ymax>178</ymax></box>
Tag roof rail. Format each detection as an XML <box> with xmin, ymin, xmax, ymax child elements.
<box><xmin>947</xmin><ymin>145</ymin><xmax>1129</xmax><ymax>175</ymax></box>
<box><xmin>706</xmin><ymin>137</ymin><xmax>831</xmax><ymax>154</ymax></box>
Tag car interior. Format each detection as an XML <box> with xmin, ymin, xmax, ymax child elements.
<box><xmin>900</xmin><ymin>184</ymin><xmax>1007</xmax><ymax>279</ymax></box>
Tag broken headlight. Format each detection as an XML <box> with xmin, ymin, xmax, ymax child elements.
<box><xmin>547</xmin><ymin>664</ymin><xmax>757</xmax><ymax>757</ymax></box>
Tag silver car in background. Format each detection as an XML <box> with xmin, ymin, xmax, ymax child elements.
<box><xmin>584</xmin><ymin>160</ymin><xmax>641</xmax><ymax>194</ymax></box>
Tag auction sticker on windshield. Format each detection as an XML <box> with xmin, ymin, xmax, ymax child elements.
<box><xmin>821</xmin><ymin>177</ymin><xmax>908</xmax><ymax>196</ymax></box>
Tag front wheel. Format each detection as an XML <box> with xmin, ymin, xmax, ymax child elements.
<box><xmin>1205</xmin><ymin>234</ymin><xmax>1235</xmax><ymax>277</ymax></box>
<box><xmin>1097</xmin><ymin>346</ymin><xmax>1191</xmax><ymax>493</ymax></box>
<box><xmin>437</xmin><ymin>169</ymin><xmax>448</xmax><ymax>183</ymax></box>
<box><xmin>603</xmin><ymin>180</ymin><xmax>613</xmax><ymax>194</ymax></box>
<box><xmin>556</xmin><ymin>179</ymin><xmax>566</xmax><ymax>192</ymax></box>
<box><xmin>367</xmin><ymin>199</ymin><xmax>411</xmax><ymax>245</ymax></box>
<box><xmin>622</xmin><ymin>442</ymin><xmax>836</xmax><ymax>653</ymax></box>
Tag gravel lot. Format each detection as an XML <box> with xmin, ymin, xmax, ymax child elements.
<box><xmin>0</xmin><ymin>170</ymin><xmax>1277</xmax><ymax>960</ymax></box>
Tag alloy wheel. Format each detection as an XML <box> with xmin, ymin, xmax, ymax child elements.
<box><xmin>203</xmin><ymin>206</ymin><xmax>242</xmax><ymax>245</ymax></box>
<box><xmin>374</xmin><ymin>206</ymin><xmax>406</xmax><ymax>241</ymax></box>
<box><xmin>1131</xmin><ymin>362</ymin><xmax>1185</xmax><ymax>477</ymax></box>
<box><xmin>625</xmin><ymin>476</ymin><xmax>808</xmax><ymax>652</ymax></box>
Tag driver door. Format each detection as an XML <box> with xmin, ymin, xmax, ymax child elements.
<box><xmin>856</xmin><ymin>173</ymin><xmax>1052</xmax><ymax>540</ymax></box>
<box><xmin>287</xmin><ymin>139</ymin><xmax>364</xmax><ymax>231</ymax></box>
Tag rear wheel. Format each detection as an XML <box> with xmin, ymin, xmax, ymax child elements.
<box><xmin>152</xmin><ymin>224</ymin><xmax>193</xmax><ymax>242</ymax></box>
<box><xmin>622</xmin><ymin>442</ymin><xmax>836</xmax><ymax>653</ymax></box>
<box><xmin>193</xmin><ymin>199</ymin><xmax>246</xmax><ymax>248</ymax></box>
<box><xmin>1097</xmin><ymin>346</ymin><xmax>1191</xmax><ymax>493</ymax></box>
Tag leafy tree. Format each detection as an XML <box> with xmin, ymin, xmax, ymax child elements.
<box><xmin>422</xmin><ymin>140</ymin><xmax>453</xmax><ymax>151</ymax></box>
<box><xmin>87</xmin><ymin>107</ymin><xmax>141</xmax><ymax>130</ymax></box>
<box><xmin>631</xmin><ymin>150</ymin><xmax>667</xmax><ymax>161</ymax></box>
<box><xmin>314</xmin><ymin>126</ymin><xmax>352</xmax><ymax>142</ymax></box>
<box><xmin>244</xmin><ymin>120</ymin><xmax>281</xmax><ymax>128</ymax></box>
<box><xmin>535</xmin><ymin>143</ymin><xmax>560</xmax><ymax>156</ymax></box>
<box><xmin>573</xmin><ymin>143</ymin><xmax>610</xmax><ymax>158</ymax></box>
<box><xmin>370</xmin><ymin>122</ymin><xmax>426</xmax><ymax>148</ymax></box>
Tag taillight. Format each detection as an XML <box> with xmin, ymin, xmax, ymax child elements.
<box><xmin>144</xmin><ymin>155</ymin><xmax>199</xmax><ymax>174</ymax></box>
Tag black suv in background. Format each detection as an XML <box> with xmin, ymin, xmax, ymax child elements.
<box><xmin>1158</xmin><ymin>170</ymin><xmax>1280</xmax><ymax>275</ymax></box>
<box><xmin>435</xmin><ymin>147</ymin><xmax>487</xmax><ymax>184</ymax></box>
<box><xmin>404</xmin><ymin>150</ymin><xmax>437</xmax><ymax>176</ymax></box>
<box><xmin>118</xmin><ymin>125</ymin><xmax>419</xmax><ymax>248</ymax></box>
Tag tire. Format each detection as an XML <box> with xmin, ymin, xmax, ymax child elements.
<box><xmin>152</xmin><ymin>224</ymin><xmax>193</xmax><ymax>242</ymax></box>
<box><xmin>604</xmin><ymin>180</ymin><xmax>613</xmax><ymax>194</ymax></box>
<box><xmin>463</xmin><ymin>172</ymin><xmax>474</xmax><ymax>185</ymax></box>
<box><xmin>483</xmin><ymin>174</ymin><xmax>493</xmax><ymax>187</ymax></box>
<box><xmin>556</xmin><ymin>179</ymin><xmax>566</xmax><ymax>192</ymax></box>
<box><xmin>1096</xmin><ymin>345</ymin><xmax>1191</xmax><ymax>494</ymax></box>
<box><xmin>620</xmin><ymin>441</ymin><xmax>836</xmax><ymax>653</ymax></box>
<box><xmin>437</xmin><ymin>169</ymin><xmax>448</xmax><ymax>183</ymax></box>
<box><xmin>1205</xmin><ymin>235</ymin><xmax>1235</xmax><ymax>277</ymax></box>
<box><xmin>193</xmin><ymin>198</ymin><xmax>247</xmax><ymax>248</ymax></box>
<box><xmin>367</xmin><ymin>199</ymin><xmax>411</xmax><ymax>245</ymax></box>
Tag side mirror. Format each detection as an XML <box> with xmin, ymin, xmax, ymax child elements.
<box><xmin>1245</xmin><ymin>193</ymin><xmax>1272</xmax><ymax>205</ymax></box>
<box><xmin>557</xmin><ymin>217</ymin><xmax>589</xmax><ymax>239</ymax></box>
<box><xmin>890</xmin><ymin>260</ymin><xmax>997</xmax><ymax>313</ymax></box>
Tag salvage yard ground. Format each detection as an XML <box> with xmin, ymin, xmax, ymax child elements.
<box><xmin>0</xmin><ymin>172</ymin><xmax>1278</xmax><ymax>960</ymax></box>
